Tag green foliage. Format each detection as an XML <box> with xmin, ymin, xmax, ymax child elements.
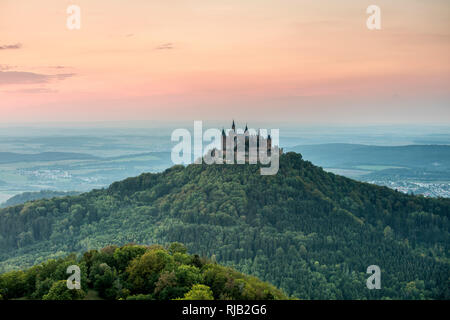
<box><xmin>0</xmin><ymin>270</ymin><xmax>27</xmax><ymax>299</ymax></box>
<box><xmin>0</xmin><ymin>244</ymin><xmax>286</xmax><ymax>300</ymax></box>
<box><xmin>181</xmin><ymin>284</ymin><xmax>214</xmax><ymax>300</ymax></box>
<box><xmin>168</xmin><ymin>242</ymin><xmax>188</xmax><ymax>255</ymax></box>
<box><xmin>0</xmin><ymin>152</ymin><xmax>449</xmax><ymax>299</ymax></box>
<box><xmin>0</xmin><ymin>254</ymin><xmax>88</xmax><ymax>300</ymax></box>
<box><xmin>113</xmin><ymin>245</ymin><xmax>147</xmax><ymax>271</ymax></box>
<box><xmin>126</xmin><ymin>293</ymin><xmax>153</xmax><ymax>300</ymax></box>
<box><xmin>383</xmin><ymin>226</ymin><xmax>394</xmax><ymax>240</ymax></box>
<box><xmin>1</xmin><ymin>190</ymin><xmax>81</xmax><ymax>209</ymax></box>
<box><xmin>42</xmin><ymin>280</ymin><xmax>86</xmax><ymax>300</ymax></box>
<box><xmin>126</xmin><ymin>249</ymin><xmax>174</xmax><ymax>294</ymax></box>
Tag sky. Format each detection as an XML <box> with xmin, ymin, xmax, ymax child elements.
<box><xmin>0</xmin><ymin>0</ymin><xmax>449</xmax><ymax>124</ymax></box>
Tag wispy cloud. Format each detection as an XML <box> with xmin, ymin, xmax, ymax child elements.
<box><xmin>0</xmin><ymin>43</ymin><xmax>22</xmax><ymax>50</ymax></box>
<box><xmin>0</xmin><ymin>65</ymin><xmax>16</xmax><ymax>71</ymax></box>
<box><xmin>155</xmin><ymin>42</ymin><xmax>174</xmax><ymax>50</ymax></box>
<box><xmin>48</xmin><ymin>65</ymin><xmax>69</xmax><ymax>69</ymax></box>
<box><xmin>53</xmin><ymin>73</ymin><xmax>75</xmax><ymax>80</ymax></box>
<box><xmin>3</xmin><ymin>87</ymin><xmax>58</xmax><ymax>94</ymax></box>
<box><xmin>0</xmin><ymin>71</ymin><xmax>75</xmax><ymax>85</ymax></box>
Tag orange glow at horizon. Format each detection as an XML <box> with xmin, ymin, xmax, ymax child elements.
<box><xmin>0</xmin><ymin>0</ymin><xmax>449</xmax><ymax>123</ymax></box>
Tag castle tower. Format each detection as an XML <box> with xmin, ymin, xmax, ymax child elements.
<box><xmin>256</xmin><ymin>129</ymin><xmax>260</xmax><ymax>148</ymax></box>
<box><xmin>222</xmin><ymin>128</ymin><xmax>226</xmax><ymax>153</ymax></box>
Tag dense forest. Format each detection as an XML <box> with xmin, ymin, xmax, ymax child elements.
<box><xmin>0</xmin><ymin>152</ymin><xmax>449</xmax><ymax>299</ymax></box>
<box><xmin>0</xmin><ymin>243</ymin><xmax>286</xmax><ymax>300</ymax></box>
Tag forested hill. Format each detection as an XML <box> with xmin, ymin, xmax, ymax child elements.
<box><xmin>1</xmin><ymin>190</ymin><xmax>81</xmax><ymax>208</ymax></box>
<box><xmin>0</xmin><ymin>243</ymin><xmax>287</xmax><ymax>300</ymax></box>
<box><xmin>0</xmin><ymin>152</ymin><xmax>449</xmax><ymax>299</ymax></box>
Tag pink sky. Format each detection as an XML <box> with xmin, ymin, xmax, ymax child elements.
<box><xmin>0</xmin><ymin>0</ymin><xmax>449</xmax><ymax>123</ymax></box>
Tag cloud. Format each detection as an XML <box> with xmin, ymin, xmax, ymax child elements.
<box><xmin>0</xmin><ymin>43</ymin><xmax>22</xmax><ymax>50</ymax></box>
<box><xmin>3</xmin><ymin>87</ymin><xmax>58</xmax><ymax>94</ymax></box>
<box><xmin>0</xmin><ymin>65</ymin><xmax>16</xmax><ymax>71</ymax></box>
<box><xmin>49</xmin><ymin>65</ymin><xmax>69</xmax><ymax>69</ymax></box>
<box><xmin>53</xmin><ymin>73</ymin><xmax>76</xmax><ymax>80</ymax></box>
<box><xmin>0</xmin><ymin>71</ymin><xmax>76</xmax><ymax>85</ymax></box>
<box><xmin>0</xmin><ymin>71</ymin><xmax>48</xmax><ymax>84</ymax></box>
<box><xmin>155</xmin><ymin>42</ymin><xmax>174</xmax><ymax>50</ymax></box>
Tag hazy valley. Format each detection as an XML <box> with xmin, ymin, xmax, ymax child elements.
<box><xmin>1</xmin><ymin>124</ymin><xmax>449</xmax><ymax>206</ymax></box>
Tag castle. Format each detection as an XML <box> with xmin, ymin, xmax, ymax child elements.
<box><xmin>211</xmin><ymin>120</ymin><xmax>282</xmax><ymax>163</ymax></box>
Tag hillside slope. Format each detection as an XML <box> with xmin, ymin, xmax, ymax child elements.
<box><xmin>0</xmin><ymin>243</ymin><xmax>287</xmax><ymax>300</ymax></box>
<box><xmin>0</xmin><ymin>152</ymin><xmax>449</xmax><ymax>299</ymax></box>
<box><xmin>0</xmin><ymin>190</ymin><xmax>81</xmax><ymax>208</ymax></box>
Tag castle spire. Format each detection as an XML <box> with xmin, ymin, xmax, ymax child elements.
<box><xmin>232</xmin><ymin>120</ymin><xmax>236</xmax><ymax>131</ymax></box>
<box><xmin>244</xmin><ymin>123</ymin><xmax>248</xmax><ymax>132</ymax></box>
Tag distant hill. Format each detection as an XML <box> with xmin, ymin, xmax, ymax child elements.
<box><xmin>0</xmin><ymin>152</ymin><xmax>449</xmax><ymax>299</ymax></box>
<box><xmin>0</xmin><ymin>243</ymin><xmax>287</xmax><ymax>300</ymax></box>
<box><xmin>288</xmin><ymin>144</ymin><xmax>450</xmax><ymax>170</ymax></box>
<box><xmin>0</xmin><ymin>190</ymin><xmax>81</xmax><ymax>208</ymax></box>
<box><xmin>0</xmin><ymin>152</ymin><xmax>98</xmax><ymax>164</ymax></box>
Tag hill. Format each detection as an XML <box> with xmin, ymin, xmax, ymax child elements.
<box><xmin>0</xmin><ymin>243</ymin><xmax>287</xmax><ymax>300</ymax></box>
<box><xmin>0</xmin><ymin>152</ymin><xmax>99</xmax><ymax>164</ymax></box>
<box><xmin>0</xmin><ymin>152</ymin><xmax>449</xmax><ymax>299</ymax></box>
<box><xmin>288</xmin><ymin>144</ymin><xmax>450</xmax><ymax>170</ymax></box>
<box><xmin>0</xmin><ymin>190</ymin><xmax>82</xmax><ymax>208</ymax></box>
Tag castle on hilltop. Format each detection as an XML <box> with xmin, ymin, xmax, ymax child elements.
<box><xmin>211</xmin><ymin>120</ymin><xmax>282</xmax><ymax>163</ymax></box>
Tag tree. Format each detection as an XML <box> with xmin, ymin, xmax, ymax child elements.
<box><xmin>181</xmin><ymin>284</ymin><xmax>214</xmax><ymax>300</ymax></box>
<box><xmin>42</xmin><ymin>280</ymin><xmax>86</xmax><ymax>300</ymax></box>
<box><xmin>168</xmin><ymin>242</ymin><xmax>187</xmax><ymax>255</ymax></box>
<box><xmin>384</xmin><ymin>226</ymin><xmax>394</xmax><ymax>240</ymax></box>
<box><xmin>126</xmin><ymin>249</ymin><xmax>173</xmax><ymax>293</ymax></box>
<box><xmin>92</xmin><ymin>263</ymin><xmax>117</xmax><ymax>299</ymax></box>
<box><xmin>113</xmin><ymin>245</ymin><xmax>146</xmax><ymax>270</ymax></box>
